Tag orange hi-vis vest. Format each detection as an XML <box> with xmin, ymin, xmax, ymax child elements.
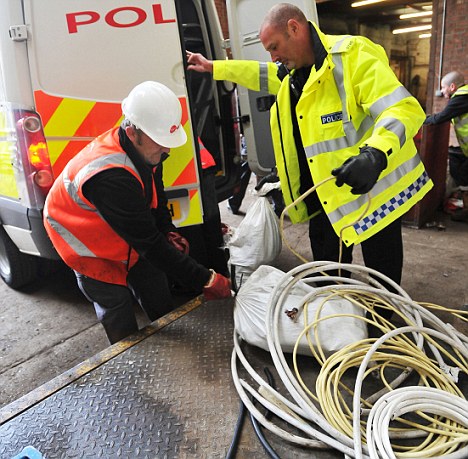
<box><xmin>44</xmin><ymin>127</ymin><xmax>158</xmax><ymax>285</ymax></box>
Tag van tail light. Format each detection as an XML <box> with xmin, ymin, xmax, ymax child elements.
<box><xmin>15</xmin><ymin>110</ymin><xmax>54</xmax><ymax>208</ymax></box>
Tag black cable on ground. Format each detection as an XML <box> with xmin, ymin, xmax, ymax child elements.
<box><xmin>249</xmin><ymin>411</ymin><xmax>281</xmax><ymax>459</ymax></box>
<box><xmin>226</xmin><ymin>399</ymin><xmax>247</xmax><ymax>459</ymax></box>
<box><xmin>248</xmin><ymin>367</ymin><xmax>281</xmax><ymax>459</ymax></box>
<box><xmin>230</xmin><ymin>264</ymin><xmax>239</xmax><ymax>295</ymax></box>
<box><xmin>226</xmin><ymin>366</ymin><xmax>281</xmax><ymax>459</ymax></box>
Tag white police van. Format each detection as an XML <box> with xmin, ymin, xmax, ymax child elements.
<box><xmin>0</xmin><ymin>0</ymin><xmax>317</xmax><ymax>288</ymax></box>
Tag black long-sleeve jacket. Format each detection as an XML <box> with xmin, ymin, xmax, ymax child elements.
<box><xmin>81</xmin><ymin>127</ymin><xmax>211</xmax><ymax>290</ymax></box>
<box><xmin>424</xmin><ymin>92</ymin><xmax>468</xmax><ymax>125</ymax></box>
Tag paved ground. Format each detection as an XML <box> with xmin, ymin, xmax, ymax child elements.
<box><xmin>0</xmin><ymin>177</ymin><xmax>467</xmax><ymax>410</ymax></box>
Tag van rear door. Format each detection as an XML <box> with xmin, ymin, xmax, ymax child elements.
<box><xmin>23</xmin><ymin>0</ymin><xmax>204</xmax><ymax>227</ymax></box>
<box><xmin>226</xmin><ymin>0</ymin><xmax>318</xmax><ymax>176</ymax></box>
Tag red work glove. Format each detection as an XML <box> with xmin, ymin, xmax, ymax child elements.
<box><xmin>166</xmin><ymin>231</ymin><xmax>190</xmax><ymax>255</ymax></box>
<box><xmin>203</xmin><ymin>270</ymin><xmax>232</xmax><ymax>300</ymax></box>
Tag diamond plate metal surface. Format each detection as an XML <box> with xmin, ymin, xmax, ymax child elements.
<box><xmin>0</xmin><ymin>300</ymin><xmax>342</xmax><ymax>459</ymax></box>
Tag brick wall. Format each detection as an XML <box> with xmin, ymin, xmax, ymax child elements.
<box><xmin>214</xmin><ymin>0</ymin><xmax>229</xmax><ymax>38</ymax></box>
<box><xmin>427</xmin><ymin>0</ymin><xmax>468</xmax><ymax>144</ymax></box>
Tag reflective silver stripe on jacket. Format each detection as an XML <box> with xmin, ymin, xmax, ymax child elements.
<box><xmin>375</xmin><ymin>117</ymin><xmax>406</xmax><ymax>149</ymax></box>
<box><xmin>305</xmin><ymin>115</ymin><xmax>374</xmax><ymax>157</ymax></box>
<box><xmin>328</xmin><ymin>154</ymin><xmax>425</xmax><ymax>225</ymax></box>
<box><xmin>46</xmin><ymin>152</ymin><xmax>139</xmax><ymax>259</ymax></box>
<box><xmin>353</xmin><ymin>171</ymin><xmax>430</xmax><ymax>235</ymax></box>
<box><xmin>259</xmin><ymin>62</ymin><xmax>270</xmax><ymax>92</ymax></box>
<box><xmin>368</xmin><ymin>86</ymin><xmax>412</xmax><ymax>119</ymax></box>
<box><xmin>305</xmin><ymin>42</ymin><xmax>412</xmax><ymax>159</ymax></box>
<box><xmin>64</xmin><ymin>153</ymin><xmax>139</xmax><ymax>210</ymax></box>
<box><xmin>46</xmin><ymin>214</ymin><xmax>95</xmax><ymax>257</ymax></box>
<box><xmin>331</xmin><ymin>37</ymin><xmax>351</xmax><ymax>123</ymax></box>
<box><xmin>456</xmin><ymin>115</ymin><xmax>468</xmax><ymax>129</ymax></box>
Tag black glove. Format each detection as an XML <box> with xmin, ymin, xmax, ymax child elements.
<box><xmin>255</xmin><ymin>172</ymin><xmax>280</xmax><ymax>191</ymax></box>
<box><xmin>332</xmin><ymin>146</ymin><xmax>387</xmax><ymax>194</ymax></box>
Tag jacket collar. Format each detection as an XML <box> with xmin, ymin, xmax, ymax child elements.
<box><xmin>310</xmin><ymin>22</ymin><xmax>328</xmax><ymax>71</ymax></box>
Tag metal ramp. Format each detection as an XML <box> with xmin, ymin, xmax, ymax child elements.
<box><xmin>0</xmin><ymin>297</ymin><xmax>343</xmax><ymax>459</ymax></box>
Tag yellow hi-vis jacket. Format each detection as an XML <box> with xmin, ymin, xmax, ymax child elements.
<box><xmin>213</xmin><ymin>22</ymin><xmax>432</xmax><ymax>246</ymax></box>
<box><xmin>452</xmin><ymin>84</ymin><xmax>468</xmax><ymax>157</ymax></box>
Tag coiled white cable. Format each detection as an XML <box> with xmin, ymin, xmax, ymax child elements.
<box><xmin>231</xmin><ymin>261</ymin><xmax>468</xmax><ymax>458</ymax></box>
<box><xmin>367</xmin><ymin>386</ymin><xmax>468</xmax><ymax>459</ymax></box>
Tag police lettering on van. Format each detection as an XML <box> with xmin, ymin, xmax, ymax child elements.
<box><xmin>66</xmin><ymin>4</ymin><xmax>176</xmax><ymax>34</ymax></box>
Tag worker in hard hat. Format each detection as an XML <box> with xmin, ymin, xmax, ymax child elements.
<box><xmin>44</xmin><ymin>81</ymin><xmax>231</xmax><ymax>344</ymax></box>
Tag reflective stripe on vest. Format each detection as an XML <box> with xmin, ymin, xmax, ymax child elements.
<box><xmin>45</xmin><ymin>213</ymin><xmax>96</xmax><ymax>258</ymax></box>
<box><xmin>198</xmin><ymin>138</ymin><xmax>216</xmax><ymax>169</ymax></box>
<box><xmin>452</xmin><ymin>85</ymin><xmax>468</xmax><ymax>156</ymax></box>
<box><xmin>48</xmin><ymin>153</ymin><xmax>141</xmax><ymax>259</ymax></box>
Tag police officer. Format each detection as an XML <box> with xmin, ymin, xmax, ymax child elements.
<box><xmin>187</xmin><ymin>3</ymin><xmax>431</xmax><ymax>296</ymax></box>
<box><xmin>44</xmin><ymin>81</ymin><xmax>231</xmax><ymax>344</ymax></box>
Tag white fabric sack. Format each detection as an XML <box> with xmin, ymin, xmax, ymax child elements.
<box><xmin>229</xmin><ymin>197</ymin><xmax>282</xmax><ymax>271</ymax></box>
<box><xmin>234</xmin><ymin>265</ymin><xmax>368</xmax><ymax>356</ymax></box>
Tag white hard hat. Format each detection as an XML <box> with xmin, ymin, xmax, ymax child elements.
<box><xmin>122</xmin><ymin>81</ymin><xmax>187</xmax><ymax>148</ymax></box>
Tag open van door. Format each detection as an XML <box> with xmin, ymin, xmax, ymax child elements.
<box><xmin>225</xmin><ymin>0</ymin><xmax>318</xmax><ymax>176</ymax></box>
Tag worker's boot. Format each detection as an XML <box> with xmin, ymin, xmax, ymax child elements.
<box><xmin>451</xmin><ymin>189</ymin><xmax>468</xmax><ymax>222</ymax></box>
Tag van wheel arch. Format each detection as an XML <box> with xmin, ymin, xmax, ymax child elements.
<box><xmin>0</xmin><ymin>226</ymin><xmax>39</xmax><ymax>289</ymax></box>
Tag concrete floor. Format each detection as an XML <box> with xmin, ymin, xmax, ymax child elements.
<box><xmin>0</xmin><ymin>177</ymin><xmax>467</xmax><ymax>411</ymax></box>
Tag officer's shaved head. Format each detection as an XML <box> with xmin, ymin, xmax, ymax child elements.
<box><xmin>260</xmin><ymin>3</ymin><xmax>308</xmax><ymax>34</ymax></box>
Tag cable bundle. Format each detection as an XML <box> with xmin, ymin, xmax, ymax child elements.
<box><xmin>231</xmin><ymin>261</ymin><xmax>468</xmax><ymax>458</ymax></box>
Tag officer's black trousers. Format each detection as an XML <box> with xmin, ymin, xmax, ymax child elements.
<box><xmin>308</xmin><ymin>211</ymin><xmax>403</xmax><ymax>286</ymax></box>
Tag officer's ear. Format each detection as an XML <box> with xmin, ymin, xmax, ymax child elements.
<box><xmin>287</xmin><ymin>19</ymin><xmax>300</xmax><ymax>36</ymax></box>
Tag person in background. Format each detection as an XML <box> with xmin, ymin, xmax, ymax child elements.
<box><xmin>227</xmin><ymin>134</ymin><xmax>285</xmax><ymax>217</ymax></box>
<box><xmin>44</xmin><ymin>81</ymin><xmax>231</xmax><ymax>344</ymax></box>
<box><xmin>227</xmin><ymin>134</ymin><xmax>251</xmax><ymax>215</ymax></box>
<box><xmin>178</xmin><ymin>137</ymin><xmax>229</xmax><ymax>278</ymax></box>
<box><xmin>186</xmin><ymin>3</ymin><xmax>431</xmax><ymax>301</ymax></box>
<box><xmin>424</xmin><ymin>70</ymin><xmax>468</xmax><ymax>222</ymax></box>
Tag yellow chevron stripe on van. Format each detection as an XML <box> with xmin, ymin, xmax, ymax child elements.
<box><xmin>184</xmin><ymin>188</ymin><xmax>202</xmax><ymax>226</ymax></box>
<box><xmin>164</xmin><ymin>128</ymin><xmax>198</xmax><ymax>184</ymax></box>
<box><xmin>45</xmin><ymin>99</ymin><xmax>96</xmax><ymax>135</ymax></box>
<box><xmin>44</xmin><ymin>99</ymin><xmax>96</xmax><ymax>164</ymax></box>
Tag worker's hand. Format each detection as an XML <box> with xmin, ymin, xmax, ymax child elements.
<box><xmin>166</xmin><ymin>231</ymin><xmax>190</xmax><ymax>255</ymax></box>
<box><xmin>186</xmin><ymin>51</ymin><xmax>214</xmax><ymax>73</ymax></box>
<box><xmin>332</xmin><ymin>146</ymin><xmax>387</xmax><ymax>194</ymax></box>
<box><xmin>203</xmin><ymin>270</ymin><xmax>232</xmax><ymax>300</ymax></box>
